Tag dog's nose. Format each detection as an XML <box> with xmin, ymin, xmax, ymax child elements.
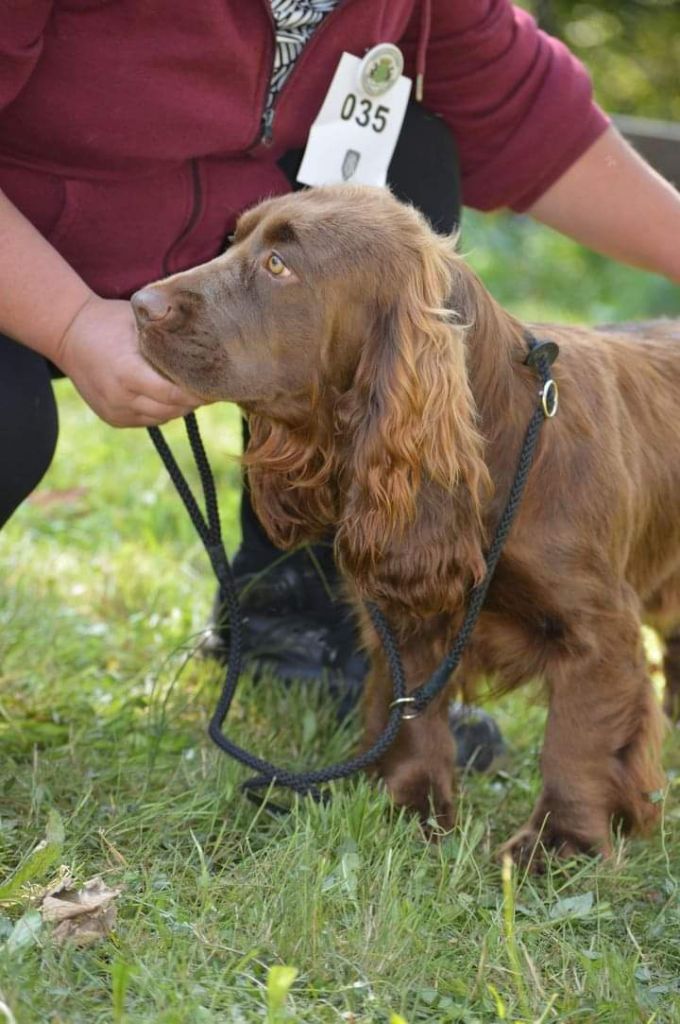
<box><xmin>131</xmin><ymin>287</ymin><xmax>173</xmax><ymax>324</ymax></box>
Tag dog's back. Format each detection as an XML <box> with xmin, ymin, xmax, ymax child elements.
<box><xmin>534</xmin><ymin>317</ymin><xmax>680</xmax><ymax>603</ymax></box>
<box><xmin>599</xmin><ymin>318</ymin><xmax>680</xmax><ymax>344</ymax></box>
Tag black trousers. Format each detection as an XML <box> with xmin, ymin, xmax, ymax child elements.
<box><xmin>1</xmin><ymin>104</ymin><xmax>460</xmax><ymax>543</ymax></box>
<box><xmin>0</xmin><ymin>334</ymin><xmax>59</xmax><ymax>528</ymax></box>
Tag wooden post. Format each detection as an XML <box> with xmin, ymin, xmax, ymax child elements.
<box><xmin>615</xmin><ymin>115</ymin><xmax>680</xmax><ymax>186</ymax></box>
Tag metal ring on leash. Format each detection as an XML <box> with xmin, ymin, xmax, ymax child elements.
<box><xmin>389</xmin><ymin>696</ymin><xmax>420</xmax><ymax>720</ymax></box>
<box><xmin>541</xmin><ymin>378</ymin><xmax>559</xmax><ymax>418</ymax></box>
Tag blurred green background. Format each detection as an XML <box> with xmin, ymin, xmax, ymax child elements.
<box><xmin>465</xmin><ymin>0</ymin><xmax>680</xmax><ymax>323</ymax></box>
<box><xmin>527</xmin><ymin>0</ymin><xmax>680</xmax><ymax>120</ymax></box>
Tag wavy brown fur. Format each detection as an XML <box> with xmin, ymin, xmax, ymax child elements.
<box><xmin>135</xmin><ymin>185</ymin><xmax>677</xmax><ymax>866</ymax></box>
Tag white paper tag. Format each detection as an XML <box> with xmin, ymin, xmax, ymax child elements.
<box><xmin>297</xmin><ymin>50</ymin><xmax>411</xmax><ymax>188</ymax></box>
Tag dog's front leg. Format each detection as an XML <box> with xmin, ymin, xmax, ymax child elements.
<box><xmin>360</xmin><ymin>614</ymin><xmax>458</xmax><ymax>833</ymax></box>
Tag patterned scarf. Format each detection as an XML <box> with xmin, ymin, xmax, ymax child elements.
<box><xmin>267</xmin><ymin>0</ymin><xmax>339</xmax><ymax>109</ymax></box>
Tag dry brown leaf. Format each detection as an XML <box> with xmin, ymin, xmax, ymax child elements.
<box><xmin>40</xmin><ymin>875</ymin><xmax>123</xmax><ymax>946</ymax></box>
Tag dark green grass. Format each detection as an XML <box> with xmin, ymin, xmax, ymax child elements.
<box><xmin>1</xmin><ymin>215</ymin><xmax>680</xmax><ymax>1023</ymax></box>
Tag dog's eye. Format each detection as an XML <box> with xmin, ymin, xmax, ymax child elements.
<box><xmin>265</xmin><ymin>252</ymin><xmax>290</xmax><ymax>277</ymax></box>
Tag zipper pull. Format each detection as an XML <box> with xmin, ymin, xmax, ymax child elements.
<box><xmin>260</xmin><ymin>106</ymin><xmax>274</xmax><ymax>145</ymax></box>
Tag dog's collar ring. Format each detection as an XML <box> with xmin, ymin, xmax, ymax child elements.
<box><xmin>541</xmin><ymin>378</ymin><xmax>559</xmax><ymax>418</ymax></box>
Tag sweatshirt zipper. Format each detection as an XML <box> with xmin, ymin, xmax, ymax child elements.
<box><xmin>260</xmin><ymin>106</ymin><xmax>275</xmax><ymax>146</ymax></box>
<box><xmin>251</xmin><ymin>0</ymin><xmax>276</xmax><ymax>148</ymax></box>
<box><xmin>252</xmin><ymin>0</ymin><xmax>358</xmax><ymax>149</ymax></box>
<box><xmin>164</xmin><ymin>2</ymin><xmax>349</xmax><ymax>271</ymax></box>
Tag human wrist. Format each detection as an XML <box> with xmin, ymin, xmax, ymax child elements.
<box><xmin>49</xmin><ymin>289</ymin><xmax>101</xmax><ymax>374</ymax></box>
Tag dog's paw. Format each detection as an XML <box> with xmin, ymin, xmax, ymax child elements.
<box><xmin>499</xmin><ymin>822</ymin><xmax>611</xmax><ymax>872</ymax></box>
<box><xmin>383</xmin><ymin>763</ymin><xmax>455</xmax><ymax>836</ymax></box>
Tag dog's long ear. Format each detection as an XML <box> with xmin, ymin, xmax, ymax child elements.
<box><xmin>335</xmin><ymin>235</ymin><xmax>489</xmax><ymax>614</ymax></box>
<box><xmin>244</xmin><ymin>412</ymin><xmax>338</xmax><ymax>550</ymax></box>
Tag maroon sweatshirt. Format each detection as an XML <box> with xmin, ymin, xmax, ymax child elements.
<box><xmin>0</xmin><ymin>0</ymin><xmax>608</xmax><ymax>299</ymax></box>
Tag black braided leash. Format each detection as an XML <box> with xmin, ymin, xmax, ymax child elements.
<box><xmin>148</xmin><ymin>334</ymin><xmax>558</xmax><ymax>812</ymax></box>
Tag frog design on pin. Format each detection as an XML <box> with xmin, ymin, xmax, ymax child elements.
<box><xmin>369</xmin><ymin>57</ymin><xmax>394</xmax><ymax>87</ymax></box>
<box><xmin>360</xmin><ymin>44</ymin><xmax>404</xmax><ymax>96</ymax></box>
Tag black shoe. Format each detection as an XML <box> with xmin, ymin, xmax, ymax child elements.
<box><xmin>200</xmin><ymin>560</ymin><xmax>369</xmax><ymax>708</ymax></box>
<box><xmin>201</xmin><ymin>558</ymin><xmax>506</xmax><ymax>770</ymax></box>
<box><xmin>448</xmin><ymin>702</ymin><xmax>507</xmax><ymax>772</ymax></box>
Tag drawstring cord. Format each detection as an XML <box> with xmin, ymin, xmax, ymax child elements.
<box><xmin>415</xmin><ymin>0</ymin><xmax>432</xmax><ymax>102</ymax></box>
<box><xmin>148</xmin><ymin>335</ymin><xmax>558</xmax><ymax>812</ymax></box>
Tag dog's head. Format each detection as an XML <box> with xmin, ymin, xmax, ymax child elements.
<box><xmin>133</xmin><ymin>186</ymin><xmax>490</xmax><ymax>610</ymax></box>
<box><xmin>135</xmin><ymin>187</ymin><xmax>452</xmax><ymax>408</ymax></box>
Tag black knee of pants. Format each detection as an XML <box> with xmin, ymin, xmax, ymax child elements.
<box><xmin>0</xmin><ymin>333</ymin><xmax>59</xmax><ymax>529</ymax></box>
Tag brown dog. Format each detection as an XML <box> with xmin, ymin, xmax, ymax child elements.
<box><xmin>132</xmin><ymin>185</ymin><xmax>678</xmax><ymax>863</ymax></box>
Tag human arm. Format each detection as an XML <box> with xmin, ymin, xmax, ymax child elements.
<box><xmin>527</xmin><ymin>125</ymin><xmax>680</xmax><ymax>284</ymax></box>
<box><xmin>0</xmin><ymin>190</ymin><xmax>202</xmax><ymax>426</ymax></box>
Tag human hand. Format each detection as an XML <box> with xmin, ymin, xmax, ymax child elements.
<box><xmin>56</xmin><ymin>294</ymin><xmax>203</xmax><ymax>427</ymax></box>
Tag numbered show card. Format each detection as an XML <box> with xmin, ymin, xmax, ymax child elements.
<box><xmin>297</xmin><ymin>50</ymin><xmax>411</xmax><ymax>188</ymax></box>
